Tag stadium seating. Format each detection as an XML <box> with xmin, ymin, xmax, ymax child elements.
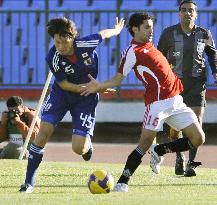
<box><xmin>0</xmin><ymin>0</ymin><xmax>216</xmax><ymax>90</ymax></box>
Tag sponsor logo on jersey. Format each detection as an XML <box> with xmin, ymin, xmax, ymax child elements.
<box><xmin>84</xmin><ymin>58</ymin><xmax>92</xmax><ymax>66</ymax></box>
<box><xmin>197</xmin><ymin>40</ymin><xmax>205</xmax><ymax>55</ymax></box>
<box><xmin>172</xmin><ymin>51</ymin><xmax>180</xmax><ymax>57</ymax></box>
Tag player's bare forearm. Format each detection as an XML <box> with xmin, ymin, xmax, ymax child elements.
<box><xmin>58</xmin><ymin>80</ymin><xmax>82</xmax><ymax>93</ymax></box>
<box><xmin>99</xmin><ymin>17</ymin><xmax>125</xmax><ymax>39</ymax></box>
<box><xmin>80</xmin><ymin>73</ymin><xmax>124</xmax><ymax>96</ymax></box>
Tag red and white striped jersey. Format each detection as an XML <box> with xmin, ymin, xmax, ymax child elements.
<box><xmin>119</xmin><ymin>40</ymin><xmax>183</xmax><ymax>105</ymax></box>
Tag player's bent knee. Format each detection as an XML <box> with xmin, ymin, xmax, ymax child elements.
<box><xmin>198</xmin><ymin>129</ymin><xmax>205</xmax><ymax>145</ymax></box>
<box><xmin>191</xmin><ymin>132</ymin><xmax>205</xmax><ymax>148</ymax></box>
<box><xmin>72</xmin><ymin>144</ymin><xmax>85</xmax><ymax>155</ymax></box>
<box><xmin>199</xmin><ymin>131</ymin><xmax>206</xmax><ymax>145</ymax></box>
<box><xmin>72</xmin><ymin>134</ymin><xmax>89</xmax><ymax>155</ymax></box>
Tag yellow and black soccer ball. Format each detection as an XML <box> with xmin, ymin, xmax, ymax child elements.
<box><xmin>88</xmin><ymin>170</ymin><xmax>114</xmax><ymax>194</ymax></box>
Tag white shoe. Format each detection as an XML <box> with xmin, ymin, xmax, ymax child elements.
<box><xmin>113</xmin><ymin>183</ymin><xmax>128</xmax><ymax>192</ymax></box>
<box><xmin>149</xmin><ymin>144</ymin><xmax>164</xmax><ymax>174</ymax></box>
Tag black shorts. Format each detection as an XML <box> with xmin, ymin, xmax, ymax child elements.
<box><xmin>180</xmin><ymin>77</ymin><xmax>206</xmax><ymax>107</ymax></box>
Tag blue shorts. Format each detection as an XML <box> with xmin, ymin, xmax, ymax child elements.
<box><xmin>41</xmin><ymin>88</ymin><xmax>99</xmax><ymax>138</ymax></box>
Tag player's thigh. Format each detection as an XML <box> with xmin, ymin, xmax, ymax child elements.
<box><xmin>165</xmin><ymin>106</ymin><xmax>198</xmax><ymax>131</ymax></box>
<box><xmin>71</xmin><ymin>94</ymin><xmax>99</xmax><ymax>138</ymax></box>
<box><xmin>138</xmin><ymin>128</ymin><xmax>157</xmax><ymax>153</ymax></box>
<box><xmin>181</xmin><ymin>122</ymin><xmax>205</xmax><ymax>147</ymax></box>
<box><xmin>41</xmin><ymin>90</ymin><xmax>68</xmax><ymax>125</ymax></box>
<box><xmin>166</xmin><ymin>110</ymin><xmax>205</xmax><ymax>147</ymax></box>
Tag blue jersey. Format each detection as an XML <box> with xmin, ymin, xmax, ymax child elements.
<box><xmin>46</xmin><ymin>33</ymin><xmax>102</xmax><ymax>91</ymax></box>
<box><xmin>42</xmin><ymin>33</ymin><xmax>102</xmax><ymax>137</ymax></box>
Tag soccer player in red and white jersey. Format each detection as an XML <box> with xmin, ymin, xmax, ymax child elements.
<box><xmin>80</xmin><ymin>12</ymin><xmax>205</xmax><ymax>192</ymax></box>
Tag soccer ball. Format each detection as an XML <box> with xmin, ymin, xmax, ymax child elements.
<box><xmin>88</xmin><ymin>170</ymin><xmax>114</xmax><ymax>194</ymax></box>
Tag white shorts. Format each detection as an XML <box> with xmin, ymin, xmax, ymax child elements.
<box><xmin>143</xmin><ymin>95</ymin><xmax>198</xmax><ymax>132</ymax></box>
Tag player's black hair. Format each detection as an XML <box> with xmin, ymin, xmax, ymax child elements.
<box><xmin>6</xmin><ymin>96</ymin><xmax>23</xmax><ymax>107</ymax></box>
<box><xmin>46</xmin><ymin>17</ymin><xmax>78</xmax><ymax>39</ymax></box>
<box><xmin>179</xmin><ymin>0</ymin><xmax>197</xmax><ymax>11</ymax></box>
<box><xmin>127</xmin><ymin>12</ymin><xmax>154</xmax><ymax>37</ymax></box>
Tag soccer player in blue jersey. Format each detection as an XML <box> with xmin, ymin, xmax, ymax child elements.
<box><xmin>19</xmin><ymin>16</ymin><xmax>124</xmax><ymax>193</ymax></box>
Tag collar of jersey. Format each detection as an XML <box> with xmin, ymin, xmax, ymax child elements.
<box><xmin>131</xmin><ymin>40</ymin><xmax>153</xmax><ymax>48</ymax></box>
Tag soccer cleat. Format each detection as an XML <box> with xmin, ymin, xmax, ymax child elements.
<box><xmin>82</xmin><ymin>137</ymin><xmax>93</xmax><ymax>161</ymax></box>
<box><xmin>82</xmin><ymin>145</ymin><xmax>93</xmax><ymax>161</ymax></box>
<box><xmin>175</xmin><ymin>152</ymin><xmax>186</xmax><ymax>175</ymax></box>
<box><xmin>149</xmin><ymin>144</ymin><xmax>164</xmax><ymax>174</ymax></box>
<box><xmin>113</xmin><ymin>183</ymin><xmax>129</xmax><ymax>192</ymax></box>
<box><xmin>184</xmin><ymin>161</ymin><xmax>202</xmax><ymax>177</ymax></box>
<box><xmin>19</xmin><ymin>183</ymin><xmax>34</xmax><ymax>193</ymax></box>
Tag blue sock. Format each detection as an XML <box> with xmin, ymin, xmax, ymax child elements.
<box><xmin>25</xmin><ymin>143</ymin><xmax>45</xmax><ymax>187</ymax></box>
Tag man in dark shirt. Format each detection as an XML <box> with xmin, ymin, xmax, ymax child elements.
<box><xmin>158</xmin><ymin>0</ymin><xmax>217</xmax><ymax>177</ymax></box>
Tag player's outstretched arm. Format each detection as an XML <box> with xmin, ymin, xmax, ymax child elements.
<box><xmin>80</xmin><ymin>73</ymin><xmax>124</xmax><ymax>96</ymax></box>
<box><xmin>58</xmin><ymin>80</ymin><xmax>82</xmax><ymax>93</ymax></box>
<box><xmin>98</xmin><ymin>17</ymin><xmax>125</xmax><ymax>39</ymax></box>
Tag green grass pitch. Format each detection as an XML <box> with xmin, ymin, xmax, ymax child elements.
<box><xmin>0</xmin><ymin>160</ymin><xmax>217</xmax><ymax>205</ymax></box>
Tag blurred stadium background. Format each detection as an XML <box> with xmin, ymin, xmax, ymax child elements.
<box><xmin>0</xmin><ymin>0</ymin><xmax>217</xmax><ymax>143</ymax></box>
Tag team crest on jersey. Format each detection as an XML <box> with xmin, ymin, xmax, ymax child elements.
<box><xmin>84</xmin><ymin>58</ymin><xmax>92</xmax><ymax>66</ymax></box>
<box><xmin>62</xmin><ymin>62</ymin><xmax>67</xmax><ymax>66</ymax></box>
<box><xmin>197</xmin><ymin>40</ymin><xmax>205</xmax><ymax>55</ymax></box>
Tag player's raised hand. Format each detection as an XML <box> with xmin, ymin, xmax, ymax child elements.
<box><xmin>99</xmin><ymin>17</ymin><xmax>125</xmax><ymax>39</ymax></box>
<box><xmin>114</xmin><ymin>17</ymin><xmax>125</xmax><ymax>35</ymax></box>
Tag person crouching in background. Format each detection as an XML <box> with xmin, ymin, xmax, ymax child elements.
<box><xmin>0</xmin><ymin>96</ymin><xmax>40</xmax><ymax>159</ymax></box>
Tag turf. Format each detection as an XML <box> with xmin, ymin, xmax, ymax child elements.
<box><xmin>0</xmin><ymin>160</ymin><xmax>217</xmax><ymax>205</ymax></box>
